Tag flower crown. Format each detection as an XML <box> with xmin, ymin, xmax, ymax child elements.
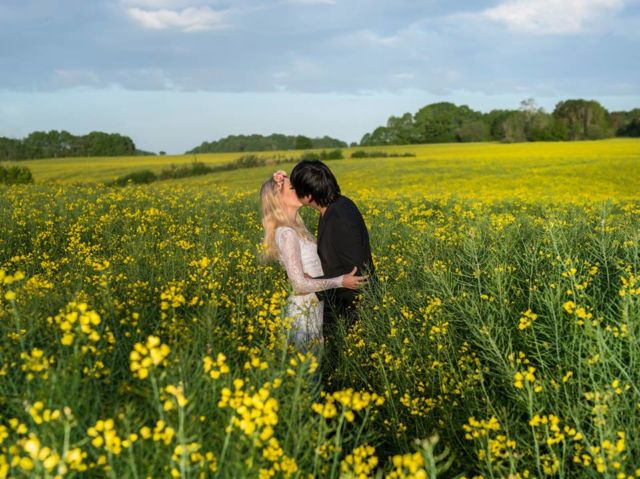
<box><xmin>272</xmin><ymin>170</ymin><xmax>287</xmax><ymax>192</ymax></box>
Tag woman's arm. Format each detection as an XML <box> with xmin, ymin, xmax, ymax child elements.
<box><xmin>276</xmin><ymin>228</ymin><xmax>344</xmax><ymax>295</ymax></box>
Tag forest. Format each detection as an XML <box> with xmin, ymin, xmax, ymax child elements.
<box><xmin>360</xmin><ymin>98</ymin><xmax>640</xmax><ymax>145</ymax></box>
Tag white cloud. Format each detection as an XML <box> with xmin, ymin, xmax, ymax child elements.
<box><xmin>484</xmin><ymin>0</ymin><xmax>625</xmax><ymax>34</ymax></box>
<box><xmin>121</xmin><ymin>0</ymin><xmax>193</xmax><ymax>7</ymax></box>
<box><xmin>332</xmin><ymin>29</ymin><xmax>402</xmax><ymax>48</ymax></box>
<box><xmin>392</xmin><ymin>73</ymin><xmax>415</xmax><ymax>80</ymax></box>
<box><xmin>285</xmin><ymin>0</ymin><xmax>336</xmax><ymax>5</ymax></box>
<box><xmin>52</xmin><ymin>69</ymin><xmax>101</xmax><ymax>87</ymax></box>
<box><xmin>126</xmin><ymin>5</ymin><xmax>227</xmax><ymax>32</ymax></box>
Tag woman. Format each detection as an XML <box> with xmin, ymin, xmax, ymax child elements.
<box><xmin>260</xmin><ymin>170</ymin><xmax>363</xmax><ymax>350</ymax></box>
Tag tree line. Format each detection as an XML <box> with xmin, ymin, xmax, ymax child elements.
<box><xmin>360</xmin><ymin>99</ymin><xmax>640</xmax><ymax>146</ymax></box>
<box><xmin>0</xmin><ymin>131</ymin><xmax>141</xmax><ymax>161</ymax></box>
<box><xmin>3</xmin><ymin>99</ymin><xmax>638</xmax><ymax>162</ymax></box>
<box><xmin>186</xmin><ymin>134</ymin><xmax>347</xmax><ymax>154</ymax></box>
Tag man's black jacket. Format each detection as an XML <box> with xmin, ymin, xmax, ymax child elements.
<box><xmin>315</xmin><ymin>195</ymin><xmax>374</xmax><ymax>317</ymax></box>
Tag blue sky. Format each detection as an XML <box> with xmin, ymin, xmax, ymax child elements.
<box><xmin>1</xmin><ymin>0</ymin><xmax>639</xmax><ymax>153</ymax></box>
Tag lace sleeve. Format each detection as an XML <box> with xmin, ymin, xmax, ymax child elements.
<box><xmin>276</xmin><ymin>227</ymin><xmax>344</xmax><ymax>295</ymax></box>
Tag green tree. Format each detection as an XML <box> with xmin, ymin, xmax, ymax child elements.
<box><xmin>456</xmin><ymin>120</ymin><xmax>490</xmax><ymax>142</ymax></box>
<box><xmin>611</xmin><ymin>108</ymin><xmax>640</xmax><ymax>137</ymax></box>
<box><xmin>552</xmin><ymin>99</ymin><xmax>610</xmax><ymax>140</ymax></box>
<box><xmin>385</xmin><ymin>113</ymin><xmax>421</xmax><ymax>144</ymax></box>
<box><xmin>294</xmin><ymin>135</ymin><xmax>313</xmax><ymax>150</ymax></box>
<box><xmin>414</xmin><ymin>102</ymin><xmax>483</xmax><ymax>143</ymax></box>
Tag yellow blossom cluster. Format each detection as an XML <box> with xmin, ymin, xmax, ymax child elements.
<box><xmin>129</xmin><ymin>335</ymin><xmax>171</xmax><ymax>379</ymax></box>
<box><xmin>311</xmin><ymin>389</ymin><xmax>385</xmax><ymax>422</ymax></box>
<box><xmin>217</xmin><ymin>379</ymin><xmax>297</xmax><ymax>478</ymax></box>
<box><xmin>286</xmin><ymin>351</ymin><xmax>318</xmax><ymax>376</ymax></box>
<box><xmin>387</xmin><ymin>452</ymin><xmax>427</xmax><ymax>479</ymax></box>
<box><xmin>160</xmin><ymin>282</ymin><xmax>186</xmax><ymax>311</ymax></box>
<box><xmin>619</xmin><ymin>272</ymin><xmax>640</xmax><ymax>297</ymax></box>
<box><xmin>244</xmin><ymin>354</ymin><xmax>269</xmax><ymax>371</ymax></box>
<box><xmin>529</xmin><ymin>414</ymin><xmax>566</xmax><ymax>445</ymax></box>
<box><xmin>518</xmin><ymin>309</ymin><xmax>538</xmax><ymax>330</ymax></box>
<box><xmin>20</xmin><ymin>348</ymin><xmax>54</xmax><ymax>381</ymax></box>
<box><xmin>162</xmin><ymin>383</ymin><xmax>188</xmax><ymax>411</ymax></box>
<box><xmin>0</xmin><ymin>269</ymin><xmax>25</xmax><ymax>302</ymax></box>
<box><xmin>340</xmin><ymin>444</ymin><xmax>379</xmax><ymax>479</ymax></box>
<box><xmin>28</xmin><ymin>402</ymin><xmax>61</xmax><ymax>425</ymax></box>
<box><xmin>218</xmin><ymin>379</ymin><xmax>279</xmax><ymax>440</ymax></box>
<box><xmin>203</xmin><ymin>353</ymin><xmax>230</xmax><ymax>379</ymax></box>
<box><xmin>139</xmin><ymin>420</ymin><xmax>175</xmax><ymax>445</ymax></box>
<box><xmin>463</xmin><ymin>416</ymin><xmax>501</xmax><ymax>440</ymax></box>
<box><xmin>87</xmin><ymin>418</ymin><xmax>136</xmax><ymax>455</ymax></box>
<box><xmin>47</xmin><ymin>301</ymin><xmax>101</xmax><ymax>346</ymax></box>
<box><xmin>562</xmin><ymin>300</ymin><xmax>594</xmax><ymax>326</ymax></box>
<box><xmin>8</xmin><ymin>433</ymin><xmax>62</xmax><ymax>474</ymax></box>
<box><xmin>464</xmin><ymin>416</ymin><xmax>519</xmax><ymax>467</ymax></box>
<box><xmin>169</xmin><ymin>442</ymin><xmax>218</xmax><ymax>477</ymax></box>
<box><xmin>513</xmin><ymin>366</ymin><xmax>543</xmax><ymax>392</ymax></box>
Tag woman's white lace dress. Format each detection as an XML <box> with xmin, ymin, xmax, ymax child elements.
<box><xmin>275</xmin><ymin>226</ymin><xmax>344</xmax><ymax>349</ymax></box>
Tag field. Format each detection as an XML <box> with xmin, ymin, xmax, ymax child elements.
<box><xmin>1</xmin><ymin>139</ymin><xmax>640</xmax><ymax>478</ymax></box>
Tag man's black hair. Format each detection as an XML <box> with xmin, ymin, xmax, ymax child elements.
<box><xmin>290</xmin><ymin>159</ymin><xmax>341</xmax><ymax>207</ymax></box>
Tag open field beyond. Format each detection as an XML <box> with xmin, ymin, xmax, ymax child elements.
<box><xmin>10</xmin><ymin>139</ymin><xmax>639</xmax><ymax>201</ymax></box>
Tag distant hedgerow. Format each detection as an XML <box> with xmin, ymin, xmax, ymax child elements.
<box><xmin>350</xmin><ymin>150</ymin><xmax>416</xmax><ymax>158</ymax></box>
<box><xmin>108</xmin><ymin>169</ymin><xmax>158</xmax><ymax>186</ymax></box>
<box><xmin>0</xmin><ymin>164</ymin><xmax>34</xmax><ymax>185</ymax></box>
<box><xmin>300</xmin><ymin>149</ymin><xmax>344</xmax><ymax>161</ymax></box>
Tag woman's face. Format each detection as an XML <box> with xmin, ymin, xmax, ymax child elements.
<box><xmin>280</xmin><ymin>177</ymin><xmax>302</xmax><ymax>208</ymax></box>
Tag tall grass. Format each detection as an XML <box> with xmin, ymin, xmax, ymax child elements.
<box><xmin>1</xmin><ymin>179</ymin><xmax>638</xmax><ymax>477</ymax></box>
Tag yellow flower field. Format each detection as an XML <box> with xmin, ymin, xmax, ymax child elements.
<box><xmin>0</xmin><ymin>139</ymin><xmax>639</xmax><ymax>478</ymax></box>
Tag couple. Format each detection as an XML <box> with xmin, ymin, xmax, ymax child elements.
<box><xmin>260</xmin><ymin>160</ymin><xmax>374</xmax><ymax>368</ymax></box>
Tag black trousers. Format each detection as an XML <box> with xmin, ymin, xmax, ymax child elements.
<box><xmin>320</xmin><ymin>295</ymin><xmax>356</xmax><ymax>387</ymax></box>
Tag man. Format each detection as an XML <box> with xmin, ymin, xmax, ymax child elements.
<box><xmin>290</xmin><ymin>159</ymin><xmax>375</xmax><ymax>377</ymax></box>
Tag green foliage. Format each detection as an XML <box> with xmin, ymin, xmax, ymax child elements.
<box><xmin>350</xmin><ymin>150</ymin><xmax>416</xmax><ymax>159</ymax></box>
<box><xmin>108</xmin><ymin>169</ymin><xmax>158</xmax><ymax>186</ymax></box>
<box><xmin>187</xmin><ymin>134</ymin><xmax>347</xmax><ymax>154</ymax></box>
<box><xmin>294</xmin><ymin>135</ymin><xmax>313</xmax><ymax>150</ymax></box>
<box><xmin>0</xmin><ymin>130</ymin><xmax>137</xmax><ymax>161</ymax></box>
<box><xmin>300</xmin><ymin>149</ymin><xmax>344</xmax><ymax>161</ymax></box>
<box><xmin>233</xmin><ymin>154</ymin><xmax>265</xmax><ymax>168</ymax></box>
<box><xmin>0</xmin><ymin>164</ymin><xmax>34</xmax><ymax>184</ymax></box>
<box><xmin>158</xmin><ymin>162</ymin><xmax>216</xmax><ymax>180</ymax></box>
<box><xmin>360</xmin><ymin>98</ymin><xmax>639</xmax><ymax>146</ymax></box>
<box><xmin>415</xmin><ymin>102</ymin><xmax>483</xmax><ymax>143</ymax></box>
<box><xmin>620</xmin><ymin>118</ymin><xmax>640</xmax><ymax>137</ymax></box>
<box><xmin>456</xmin><ymin>120</ymin><xmax>490</xmax><ymax>142</ymax></box>
<box><xmin>612</xmin><ymin>109</ymin><xmax>640</xmax><ymax>137</ymax></box>
<box><xmin>552</xmin><ymin>99</ymin><xmax>611</xmax><ymax>140</ymax></box>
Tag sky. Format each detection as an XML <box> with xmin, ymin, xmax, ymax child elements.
<box><xmin>1</xmin><ymin>0</ymin><xmax>639</xmax><ymax>153</ymax></box>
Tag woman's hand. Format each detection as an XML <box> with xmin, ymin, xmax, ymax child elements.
<box><xmin>341</xmin><ymin>266</ymin><xmax>367</xmax><ymax>290</ymax></box>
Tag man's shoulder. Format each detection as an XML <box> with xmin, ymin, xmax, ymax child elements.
<box><xmin>324</xmin><ymin>196</ymin><xmax>365</xmax><ymax>227</ymax></box>
<box><xmin>328</xmin><ymin>195</ymin><xmax>360</xmax><ymax>216</ymax></box>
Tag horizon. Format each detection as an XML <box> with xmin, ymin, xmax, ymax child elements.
<box><xmin>1</xmin><ymin>0</ymin><xmax>639</xmax><ymax>153</ymax></box>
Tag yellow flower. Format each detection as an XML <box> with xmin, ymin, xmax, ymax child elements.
<box><xmin>129</xmin><ymin>335</ymin><xmax>170</xmax><ymax>380</ymax></box>
<box><xmin>518</xmin><ymin>309</ymin><xmax>538</xmax><ymax>330</ymax></box>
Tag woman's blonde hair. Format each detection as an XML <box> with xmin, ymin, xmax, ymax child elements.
<box><xmin>260</xmin><ymin>176</ymin><xmax>313</xmax><ymax>262</ymax></box>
